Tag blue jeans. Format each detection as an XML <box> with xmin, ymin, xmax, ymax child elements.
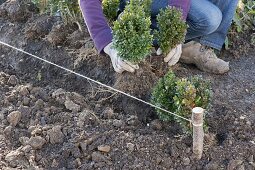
<box><xmin>119</xmin><ymin>0</ymin><xmax>238</xmax><ymax>50</ymax></box>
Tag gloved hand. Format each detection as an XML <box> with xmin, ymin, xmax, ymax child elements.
<box><xmin>104</xmin><ymin>42</ymin><xmax>139</xmax><ymax>73</ymax></box>
<box><xmin>156</xmin><ymin>44</ymin><xmax>182</xmax><ymax>66</ymax></box>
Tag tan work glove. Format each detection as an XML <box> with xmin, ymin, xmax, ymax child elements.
<box><xmin>156</xmin><ymin>44</ymin><xmax>182</xmax><ymax>66</ymax></box>
<box><xmin>104</xmin><ymin>42</ymin><xmax>139</xmax><ymax>73</ymax></box>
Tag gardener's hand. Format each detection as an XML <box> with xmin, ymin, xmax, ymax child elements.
<box><xmin>156</xmin><ymin>44</ymin><xmax>182</xmax><ymax>66</ymax></box>
<box><xmin>104</xmin><ymin>42</ymin><xmax>139</xmax><ymax>73</ymax></box>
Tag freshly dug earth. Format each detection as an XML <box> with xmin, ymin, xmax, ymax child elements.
<box><xmin>0</xmin><ymin>1</ymin><xmax>255</xmax><ymax>169</ymax></box>
<box><xmin>24</xmin><ymin>14</ymin><xmax>55</xmax><ymax>40</ymax></box>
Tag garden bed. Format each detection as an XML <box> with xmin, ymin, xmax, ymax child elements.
<box><xmin>0</xmin><ymin>1</ymin><xmax>254</xmax><ymax>169</ymax></box>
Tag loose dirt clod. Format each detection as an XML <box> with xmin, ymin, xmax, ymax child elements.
<box><xmin>7</xmin><ymin>111</ymin><xmax>21</xmax><ymax>127</ymax></box>
<box><xmin>5</xmin><ymin>150</ymin><xmax>27</xmax><ymax>168</ymax></box>
<box><xmin>19</xmin><ymin>136</ymin><xmax>29</xmax><ymax>145</ymax></box>
<box><xmin>47</xmin><ymin>125</ymin><xmax>64</xmax><ymax>144</ymax></box>
<box><xmin>7</xmin><ymin>75</ymin><xmax>18</xmax><ymax>86</ymax></box>
<box><xmin>1</xmin><ymin>0</ymin><xmax>31</xmax><ymax>22</ymax></box>
<box><xmin>46</xmin><ymin>23</ymin><xmax>68</xmax><ymax>46</ymax></box>
<box><xmin>4</xmin><ymin>125</ymin><xmax>12</xmax><ymax>136</ymax></box>
<box><xmin>27</xmin><ymin>136</ymin><xmax>46</xmax><ymax>149</ymax></box>
<box><xmin>65</xmin><ymin>98</ymin><xmax>81</xmax><ymax>112</ymax></box>
<box><xmin>18</xmin><ymin>85</ymin><xmax>29</xmax><ymax>96</ymax></box>
<box><xmin>150</xmin><ymin>119</ymin><xmax>163</xmax><ymax>130</ymax></box>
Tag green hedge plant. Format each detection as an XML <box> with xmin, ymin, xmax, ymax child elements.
<box><xmin>123</xmin><ymin>0</ymin><xmax>152</xmax><ymax>16</ymax></box>
<box><xmin>112</xmin><ymin>0</ymin><xmax>153</xmax><ymax>63</ymax></box>
<box><xmin>102</xmin><ymin>0</ymin><xmax>120</xmax><ymax>22</ymax></box>
<box><xmin>151</xmin><ymin>71</ymin><xmax>212</xmax><ymax>133</ymax></box>
<box><xmin>155</xmin><ymin>6</ymin><xmax>187</xmax><ymax>55</ymax></box>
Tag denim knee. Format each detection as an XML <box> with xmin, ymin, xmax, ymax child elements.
<box><xmin>206</xmin><ymin>8</ymin><xmax>222</xmax><ymax>34</ymax></box>
<box><xmin>198</xmin><ymin>7</ymin><xmax>222</xmax><ymax>35</ymax></box>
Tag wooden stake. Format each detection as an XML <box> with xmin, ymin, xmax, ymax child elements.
<box><xmin>192</xmin><ymin>107</ymin><xmax>204</xmax><ymax>160</ymax></box>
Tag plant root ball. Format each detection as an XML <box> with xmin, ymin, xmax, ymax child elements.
<box><xmin>113</xmin><ymin>62</ymin><xmax>158</xmax><ymax>98</ymax></box>
<box><xmin>112</xmin><ymin>62</ymin><xmax>158</xmax><ymax>121</ymax></box>
<box><xmin>25</xmin><ymin>15</ymin><xmax>55</xmax><ymax>40</ymax></box>
<box><xmin>46</xmin><ymin>23</ymin><xmax>68</xmax><ymax>46</ymax></box>
<box><xmin>1</xmin><ymin>0</ymin><xmax>31</xmax><ymax>22</ymax></box>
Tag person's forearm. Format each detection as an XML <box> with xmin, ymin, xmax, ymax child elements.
<box><xmin>169</xmin><ymin>0</ymin><xmax>191</xmax><ymax>20</ymax></box>
<box><xmin>79</xmin><ymin>0</ymin><xmax>112</xmax><ymax>53</ymax></box>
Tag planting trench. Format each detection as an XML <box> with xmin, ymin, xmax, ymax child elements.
<box><xmin>0</xmin><ymin>1</ymin><xmax>255</xmax><ymax>169</ymax></box>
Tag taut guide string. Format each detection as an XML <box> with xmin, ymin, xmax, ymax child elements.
<box><xmin>0</xmin><ymin>41</ymin><xmax>191</xmax><ymax>122</ymax></box>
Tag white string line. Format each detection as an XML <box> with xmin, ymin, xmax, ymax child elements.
<box><xmin>0</xmin><ymin>41</ymin><xmax>191</xmax><ymax>122</ymax></box>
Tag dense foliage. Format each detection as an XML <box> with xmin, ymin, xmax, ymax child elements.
<box><xmin>102</xmin><ymin>0</ymin><xmax>120</xmax><ymax>22</ymax></box>
<box><xmin>112</xmin><ymin>0</ymin><xmax>153</xmax><ymax>63</ymax></box>
<box><xmin>151</xmin><ymin>71</ymin><xmax>212</xmax><ymax>133</ymax></box>
<box><xmin>154</xmin><ymin>7</ymin><xmax>187</xmax><ymax>55</ymax></box>
<box><xmin>136</xmin><ymin>0</ymin><xmax>152</xmax><ymax>16</ymax></box>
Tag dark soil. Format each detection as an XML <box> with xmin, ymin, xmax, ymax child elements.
<box><xmin>24</xmin><ymin>14</ymin><xmax>55</xmax><ymax>40</ymax></box>
<box><xmin>0</xmin><ymin>1</ymin><xmax>254</xmax><ymax>169</ymax></box>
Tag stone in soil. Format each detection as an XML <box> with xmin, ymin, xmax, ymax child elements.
<box><xmin>64</xmin><ymin>98</ymin><xmax>81</xmax><ymax>112</ymax></box>
<box><xmin>98</xmin><ymin>145</ymin><xmax>111</xmax><ymax>153</ymax></box>
<box><xmin>47</xmin><ymin>125</ymin><xmax>64</xmax><ymax>144</ymax></box>
<box><xmin>23</xmin><ymin>96</ymin><xmax>30</xmax><ymax>106</ymax></box>
<box><xmin>127</xmin><ymin>143</ymin><xmax>135</xmax><ymax>152</ymax></box>
<box><xmin>4</xmin><ymin>125</ymin><xmax>12</xmax><ymax>136</ymax></box>
<box><xmin>7</xmin><ymin>111</ymin><xmax>21</xmax><ymax>127</ymax></box>
<box><xmin>18</xmin><ymin>85</ymin><xmax>30</xmax><ymax>96</ymax></box>
<box><xmin>7</xmin><ymin>75</ymin><xmax>18</xmax><ymax>86</ymax></box>
<box><xmin>183</xmin><ymin>157</ymin><xmax>190</xmax><ymax>166</ymax></box>
<box><xmin>27</xmin><ymin>136</ymin><xmax>46</xmax><ymax>149</ymax></box>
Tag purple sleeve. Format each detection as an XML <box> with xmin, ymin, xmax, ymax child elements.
<box><xmin>169</xmin><ymin>0</ymin><xmax>191</xmax><ymax>20</ymax></box>
<box><xmin>79</xmin><ymin>0</ymin><xmax>112</xmax><ymax>53</ymax></box>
